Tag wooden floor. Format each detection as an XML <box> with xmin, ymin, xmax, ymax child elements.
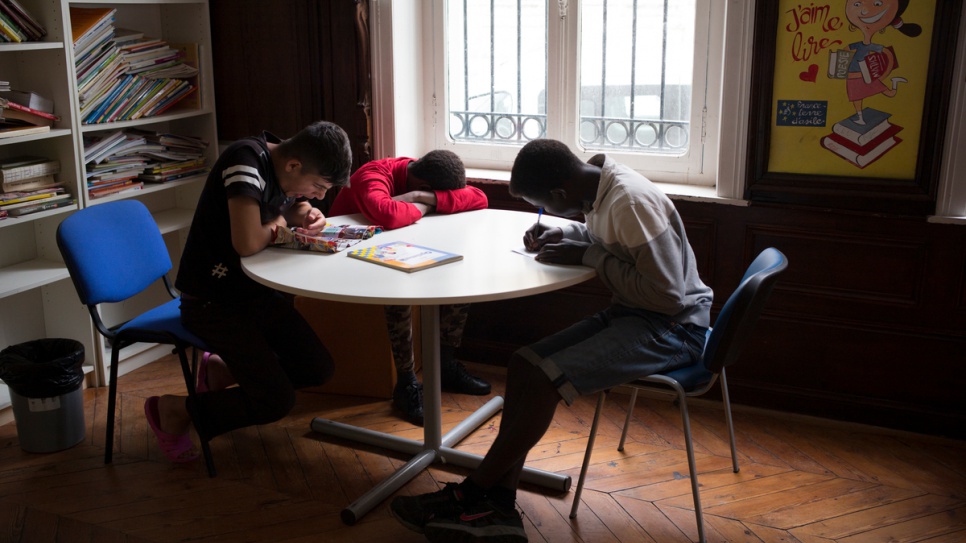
<box><xmin>1</xmin><ymin>356</ymin><xmax>964</xmax><ymax>543</ymax></box>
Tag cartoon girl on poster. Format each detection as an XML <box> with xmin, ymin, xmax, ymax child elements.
<box><xmin>845</xmin><ymin>0</ymin><xmax>922</xmax><ymax>124</ymax></box>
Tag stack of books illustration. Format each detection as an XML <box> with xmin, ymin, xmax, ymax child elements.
<box><xmin>821</xmin><ymin>108</ymin><xmax>902</xmax><ymax>168</ymax></box>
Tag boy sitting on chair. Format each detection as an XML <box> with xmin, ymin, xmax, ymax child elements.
<box><xmin>389</xmin><ymin>139</ymin><xmax>713</xmax><ymax>542</ymax></box>
<box><xmin>144</xmin><ymin>121</ymin><xmax>353</xmax><ymax>463</ymax></box>
<box><xmin>327</xmin><ymin>150</ymin><xmax>491</xmax><ymax>426</ymax></box>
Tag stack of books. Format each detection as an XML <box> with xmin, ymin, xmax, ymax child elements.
<box><xmin>83</xmin><ymin>128</ymin><xmax>209</xmax><ymax>198</ymax></box>
<box><xmin>0</xmin><ymin>0</ymin><xmax>47</xmax><ymax>43</ymax></box>
<box><xmin>71</xmin><ymin>7</ymin><xmax>199</xmax><ymax>125</ymax></box>
<box><xmin>0</xmin><ymin>156</ymin><xmax>74</xmax><ymax>218</ymax></box>
<box><xmin>0</xmin><ymin>91</ymin><xmax>60</xmax><ymax>138</ymax></box>
<box><xmin>821</xmin><ymin>108</ymin><xmax>903</xmax><ymax>168</ymax></box>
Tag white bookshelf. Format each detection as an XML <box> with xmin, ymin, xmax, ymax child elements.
<box><xmin>0</xmin><ymin>0</ymin><xmax>217</xmax><ymax>409</ymax></box>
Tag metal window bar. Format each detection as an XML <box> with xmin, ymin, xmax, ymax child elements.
<box><xmin>448</xmin><ymin>0</ymin><xmax>686</xmax><ymax>152</ymax></box>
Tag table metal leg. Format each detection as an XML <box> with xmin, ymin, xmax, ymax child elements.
<box><xmin>309</xmin><ymin>305</ymin><xmax>570</xmax><ymax>525</ymax></box>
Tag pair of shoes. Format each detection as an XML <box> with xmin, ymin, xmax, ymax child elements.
<box><xmin>392</xmin><ymin>372</ymin><xmax>424</xmax><ymax>426</ymax></box>
<box><xmin>424</xmin><ymin>498</ymin><xmax>527</xmax><ymax>543</ymax></box>
<box><xmin>143</xmin><ymin>396</ymin><xmax>199</xmax><ymax>463</ymax></box>
<box><xmin>389</xmin><ymin>482</ymin><xmax>468</xmax><ymax>534</ymax></box>
<box><xmin>441</xmin><ymin>358</ymin><xmax>491</xmax><ymax>395</ymax></box>
<box><xmin>196</xmin><ymin>352</ymin><xmax>212</xmax><ymax>393</ymax></box>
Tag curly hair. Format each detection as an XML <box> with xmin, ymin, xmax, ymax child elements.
<box><xmin>276</xmin><ymin>121</ymin><xmax>353</xmax><ymax>187</ymax></box>
<box><xmin>409</xmin><ymin>150</ymin><xmax>466</xmax><ymax>190</ymax></box>
<box><xmin>509</xmin><ymin>139</ymin><xmax>584</xmax><ymax>199</ymax></box>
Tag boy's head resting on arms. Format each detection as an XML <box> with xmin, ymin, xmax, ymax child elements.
<box><xmin>273</xmin><ymin>121</ymin><xmax>353</xmax><ymax>200</ymax></box>
<box><xmin>509</xmin><ymin>139</ymin><xmax>598</xmax><ymax>218</ymax></box>
<box><xmin>407</xmin><ymin>149</ymin><xmax>466</xmax><ymax>191</ymax></box>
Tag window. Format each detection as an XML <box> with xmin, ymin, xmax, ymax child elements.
<box><xmin>433</xmin><ymin>0</ymin><xmax>722</xmax><ymax>185</ymax></box>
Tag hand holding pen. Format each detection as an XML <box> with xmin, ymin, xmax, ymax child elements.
<box><xmin>523</xmin><ymin>207</ymin><xmax>564</xmax><ymax>253</ymax></box>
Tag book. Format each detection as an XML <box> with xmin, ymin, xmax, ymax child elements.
<box><xmin>0</xmin><ymin>10</ymin><xmax>25</xmax><ymax>42</ymax></box>
<box><xmin>859</xmin><ymin>46</ymin><xmax>897</xmax><ymax>84</ymax></box>
<box><xmin>2</xmin><ymin>0</ymin><xmax>46</xmax><ymax>40</ymax></box>
<box><xmin>0</xmin><ymin>124</ymin><xmax>48</xmax><ymax>138</ymax></box>
<box><xmin>827</xmin><ymin>49</ymin><xmax>854</xmax><ymax>79</ymax></box>
<box><xmin>0</xmin><ymin>90</ymin><xmax>53</xmax><ymax>114</ymax></box>
<box><xmin>0</xmin><ymin>187</ymin><xmax>65</xmax><ymax>207</ymax></box>
<box><xmin>0</xmin><ymin>97</ymin><xmax>59</xmax><ymax>122</ymax></box>
<box><xmin>6</xmin><ymin>197</ymin><xmax>75</xmax><ymax>217</ymax></box>
<box><xmin>272</xmin><ymin>223</ymin><xmax>383</xmax><ymax>253</ymax></box>
<box><xmin>89</xmin><ymin>180</ymin><xmax>143</xmax><ymax>199</ymax></box>
<box><xmin>831</xmin><ymin>108</ymin><xmax>893</xmax><ymax>146</ymax></box>
<box><xmin>0</xmin><ymin>155</ymin><xmax>60</xmax><ymax>182</ymax></box>
<box><xmin>347</xmin><ymin>241</ymin><xmax>463</xmax><ymax>272</ymax></box>
<box><xmin>821</xmin><ymin>126</ymin><xmax>902</xmax><ymax>168</ymax></box>
<box><xmin>69</xmin><ymin>7</ymin><xmax>115</xmax><ymax>47</ymax></box>
<box><xmin>2</xmin><ymin>173</ymin><xmax>60</xmax><ymax>193</ymax></box>
<box><xmin>3</xmin><ymin>194</ymin><xmax>74</xmax><ymax>217</ymax></box>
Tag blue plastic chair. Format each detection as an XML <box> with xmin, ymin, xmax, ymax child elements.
<box><xmin>569</xmin><ymin>248</ymin><xmax>788</xmax><ymax>543</ymax></box>
<box><xmin>56</xmin><ymin>200</ymin><xmax>216</xmax><ymax>476</ymax></box>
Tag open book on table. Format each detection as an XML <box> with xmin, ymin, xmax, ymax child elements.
<box><xmin>347</xmin><ymin>241</ymin><xmax>463</xmax><ymax>273</ymax></box>
<box><xmin>272</xmin><ymin>223</ymin><xmax>383</xmax><ymax>253</ymax></box>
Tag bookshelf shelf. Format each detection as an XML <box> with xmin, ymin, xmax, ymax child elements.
<box><xmin>0</xmin><ymin>0</ymin><xmax>217</xmax><ymax>405</ymax></box>
<box><xmin>78</xmin><ymin>107</ymin><xmax>213</xmax><ymax>133</ymax></box>
<box><xmin>0</xmin><ymin>42</ymin><xmax>63</xmax><ymax>52</ymax></box>
<box><xmin>0</xmin><ymin>127</ymin><xmax>74</xmax><ymax>143</ymax></box>
<box><xmin>0</xmin><ymin>258</ymin><xmax>70</xmax><ymax>299</ymax></box>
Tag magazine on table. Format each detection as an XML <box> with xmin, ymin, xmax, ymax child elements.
<box><xmin>272</xmin><ymin>223</ymin><xmax>383</xmax><ymax>253</ymax></box>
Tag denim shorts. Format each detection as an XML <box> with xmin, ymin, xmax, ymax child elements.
<box><xmin>515</xmin><ymin>305</ymin><xmax>708</xmax><ymax>405</ymax></box>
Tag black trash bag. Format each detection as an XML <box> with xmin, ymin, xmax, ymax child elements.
<box><xmin>0</xmin><ymin>339</ymin><xmax>85</xmax><ymax>398</ymax></box>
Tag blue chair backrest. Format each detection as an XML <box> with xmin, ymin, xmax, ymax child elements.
<box><xmin>57</xmin><ymin>200</ymin><xmax>173</xmax><ymax>306</ymax></box>
<box><xmin>702</xmin><ymin>248</ymin><xmax>788</xmax><ymax>374</ymax></box>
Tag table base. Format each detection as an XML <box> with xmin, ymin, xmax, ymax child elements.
<box><xmin>310</xmin><ymin>396</ymin><xmax>572</xmax><ymax>525</ymax></box>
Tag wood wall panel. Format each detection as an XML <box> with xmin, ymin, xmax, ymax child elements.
<box><xmin>742</xmin><ymin>226</ymin><xmax>928</xmax><ymax>305</ymax></box>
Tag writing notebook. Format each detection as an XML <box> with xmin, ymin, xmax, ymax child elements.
<box><xmin>347</xmin><ymin>241</ymin><xmax>462</xmax><ymax>273</ymax></box>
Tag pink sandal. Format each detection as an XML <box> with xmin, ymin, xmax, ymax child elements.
<box><xmin>196</xmin><ymin>351</ymin><xmax>212</xmax><ymax>393</ymax></box>
<box><xmin>144</xmin><ymin>396</ymin><xmax>199</xmax><ymax>463</ymax></box>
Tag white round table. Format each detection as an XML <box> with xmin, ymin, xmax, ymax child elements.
<box><xmin>242</xmin><ymin>208</ymin><xmax>596</xmax><ymax>524</ymax></box>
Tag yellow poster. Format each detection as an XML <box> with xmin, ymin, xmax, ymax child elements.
<box><xmin>768</xmin><ymin>0</ymin><xmax>935</xmax><ymax>178</ymax></box>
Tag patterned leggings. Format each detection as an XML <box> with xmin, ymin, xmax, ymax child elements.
<box><xmin>384</xmin><ymin>304</ymin><xmax>470</xmax><ymax>374</ymax></box>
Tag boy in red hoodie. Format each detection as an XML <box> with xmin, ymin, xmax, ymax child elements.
<box><xmin>328</xmin><ymin>150</ymin><xmax>491</xmax><ymax>425</ymax></box>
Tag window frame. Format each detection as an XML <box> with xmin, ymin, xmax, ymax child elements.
<box><xmin>423</xmin><ymin>0</ymin><xmax>723</xmax><ymax>186</ymax></box>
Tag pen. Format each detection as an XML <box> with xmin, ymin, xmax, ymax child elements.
<box><xmin>536</xmin><ymin>207</ymin><xmax>543</xmax><ymax>229</ymax></box>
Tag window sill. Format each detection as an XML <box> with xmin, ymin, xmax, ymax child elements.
<box><xmin>927</xmin><ymin>215</ymin><xmax>966</xmax><ymax>225</ymax></box>
<box><xmin>466</xmin><ymin>168</ymin><xmax>749</xmax><ymax>207</ymax></box>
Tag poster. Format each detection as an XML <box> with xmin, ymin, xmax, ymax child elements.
<box><xmin>767</xmin><ymin>0</ymin><xmax>936</xmax><ymax>178</ymax></box>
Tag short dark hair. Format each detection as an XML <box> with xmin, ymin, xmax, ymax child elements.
<box><xmin>509</xmin><ymin>139</ymin><xmax>584</xmax><ymax>199</ymax></box>
<box><xmin>277</xmin><ymin>121</ymin><xmax>353</xmax><ymax>187</ymax></box>
<box><xmin>409</xmin><ymin>150</ymin><xmax>466</xmax><ymax>190</ymax></box>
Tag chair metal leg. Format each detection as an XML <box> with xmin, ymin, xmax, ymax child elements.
<box><xmin>104</xmin><ymin>345</ymin><xmax>122</xmax><ymax>465</ymax></box>
<box><xmin>675</xmin><ymin>387</ymin><xmax>707</xmax><ymax>543</ymax></box>
<box><xmin>177</xmin><ymin>347</ymin><xmax>216</xmax><ymax>477</ymax></box>
<box><xmin>720</xmin><ymin>368</ymin><xmax>739</xmax><ymax>473</ymax></box>
<box><xmin>618</xmin><ymin>388</ymin><xmax>638</xmax><ymax>452</ymax></box>
<box><xmin>569</xmin><ymin>391</ymin><xmax>606</xmax><ymax>519</ymax></box>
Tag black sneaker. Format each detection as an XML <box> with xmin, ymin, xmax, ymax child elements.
<box><xmin>389</xmin><ymin>482</ymin><xmax>467</xmax><ymax>534</ymax></box>
<box><xmin>392</xmin><ymin>372</ymin><xmax>424</xmax><ymax>426</ymax></box>
<box><xmin>424</xmin><ymin>498</ymin><xmax>527</xmax><ymax>543</ymax></box>
<box><xmin>440</xmin><ymin>358</ymin><xmax>492</xmax><ymax>395</ymax></box>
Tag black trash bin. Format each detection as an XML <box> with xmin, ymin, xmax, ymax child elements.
<box><xmin>0</xmin><ymin>338</ymin><xmax>86</xmax><ymax>453</ymax></box>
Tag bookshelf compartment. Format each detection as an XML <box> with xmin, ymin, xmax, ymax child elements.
<box><xmin>0</xmin><ymin>0</ymin><xmax>217</xmax><ymax>411</ymax></box>
<box><xmin>8</xmin><ymin>0</ymin><xmax>66</xmax><ymax>44</ymax></box>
